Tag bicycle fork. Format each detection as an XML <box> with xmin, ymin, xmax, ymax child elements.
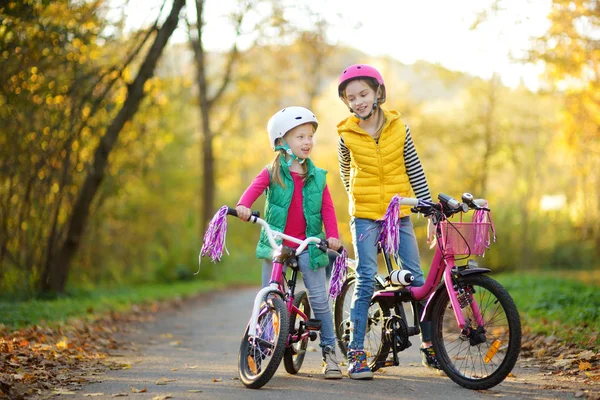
<box><xmin>248</xmin><ymin>259</ymin><xmax>287</xmax><ymax>337</ymax></box>
<box><xmin>248</xmin><ymin>284</ymin><xmax>283</xmax><ymax>337</ymax></box>
<box><xmin>442</xmin><ymin>262</ymin><xmax>488</xmax><ymax>346</ymax></box>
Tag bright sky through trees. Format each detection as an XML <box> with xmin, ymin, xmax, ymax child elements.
<box><xmin>111</xmin><ymin>0</ymin><xmax>551</xmax><ymax>89</ymax></box>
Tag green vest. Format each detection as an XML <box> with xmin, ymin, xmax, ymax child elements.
<box><xmin>256</xmin><ymin>157</ymin><xmax>329</xmax><ymax>270</ymax></box>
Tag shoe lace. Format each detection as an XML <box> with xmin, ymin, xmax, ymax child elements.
<box><xmin>323</xmin><ymin>347</ymin><xmax>340</xmax><ymax>370</ymax></box>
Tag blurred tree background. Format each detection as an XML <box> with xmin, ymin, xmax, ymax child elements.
<box><xmin>0</xmin><ymin>0</ymin><xmax>598</xmax><ymax>299</ymax></box>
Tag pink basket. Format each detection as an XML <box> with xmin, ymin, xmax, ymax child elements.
<box><xmin>439</xmin><ymin>221</ymin><xmax>492</xmax><ymax>256</ymax></box>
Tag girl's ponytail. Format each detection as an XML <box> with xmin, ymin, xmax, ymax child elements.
<box><xmin>270</xmin><ymin>151</ymin><xmax>286</xmax><ymax>188</ymax></box>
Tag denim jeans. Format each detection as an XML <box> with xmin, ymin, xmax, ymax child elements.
<box><xmin>349</xmin><ymin>216</ymin><xmax>432</xmax><ymax>350</ymax></box>
<box><xmin>262</xmin><ymin>251</ymin><xmax>335</xmax><ymax>349</ymax></box>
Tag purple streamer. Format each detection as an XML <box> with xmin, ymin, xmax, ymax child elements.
<box><xmin>329</xmin><ymin>248</ymin><xmax>348</xmax><ymax>299</ymax></box>
<box><xmin>472</xmin><ymin>205</ymin><xmax>496</xmax><ymax>255</ymax></box>
<box><xmin>200</xmin><ymin>206</ymin><xmax>229</xmax><ymax>263</ymax></box>
<box><xmin>379</xmin><ymin>195</ymin><xmax>402</xmax><ymax>258</ymax></box>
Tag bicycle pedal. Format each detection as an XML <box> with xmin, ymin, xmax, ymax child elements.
<box><xmin>308</xmin><ymin>331</ymin><xmax>318</xmax><ymax>341</ymax></box>
<box><xmin>305</xmin><ymin>318</ymin><xmax>322</xmax><ymax>331</ymax></box>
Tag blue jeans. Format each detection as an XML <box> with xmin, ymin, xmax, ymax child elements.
<box><xmin>262</xmin><ymin>251</ymin><xmax>335</xmax><ymax>349</ymax></box>
<box><xmin>349</xmin><ymin>217</ymin><xmax>432</xmax><ymax>350</ymax></box>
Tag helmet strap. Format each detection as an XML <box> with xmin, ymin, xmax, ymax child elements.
<box><xmin>350</xmin><ymin>100</ymin><xmax>379</xmax><ymax>121</ymax></box>
<box><xmin>274</xmin><ymin>142</ymin><xmax>305</xmax><ymax>166</ymax></box>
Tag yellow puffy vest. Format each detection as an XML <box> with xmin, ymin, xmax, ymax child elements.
<box><xmin>337</xmin><ymin>109</ymin><xmax>413</xmax><ymax>220</ymax></box>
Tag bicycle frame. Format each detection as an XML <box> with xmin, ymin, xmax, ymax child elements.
<box><xmin>371</xmin><ymin>199</ymin><xmax>491</xmax><ymax>332</ymax></box>
<box><xmin>245</xmin><ymin>215</ymin><xmax>322</xmax><ymax>339</ymax></box>
<box><xmin>372</xmin><ymin>242</ymin><xmax>488</xmax><ymax>332</ymax></box>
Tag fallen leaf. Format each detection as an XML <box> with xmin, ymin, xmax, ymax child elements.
<box><xmin>188</xmin><ymin>389</ymin><xmax>203</xmax><ymax>393</ymax></box>
<box><xmin>577</xmin><ymin>350</ymin><xmax>595</xmax><ymax>360</ymax></box>
<box><xmin>112</xmin><ymin>394</ymin><xmax>129</xmax><ymax>397</ymax></box>
<box><xmin>56</xmin><ymin>337</ymin><xmax>69</xmax><ymax>350</ymax></box>
<box><xmin>130</xmin><ymin>386</ymin><xmax>147</xmax><ymax>393</ymax></box>
<box><xmin>212</xmin><ymin>378</ymin><xmax>222</xmax><ymax>382</ymax></box>
<box><xmin>185</xmin><ymin>364</ymin><xmax>198</xmax><ymax>369</ymax></box>
<box><xmin>579</xmin><ymin>361</ymin><xmax>592</xmax><ymax>371</ymax></box>
<box><xmin>553</xmin><ymin>359</ymin><xmax>573</xmax><ymax>368</ymax></box>
<box><xmin>52</xmin><ymin>388</ymin><xmax>77</xmax><ymax>394</ymax></box>
<box><xmin>169</xmin><ymin>340</ymin><xmax>182</xmax><ymax>346</ymax></box>
<box><xmin>83</xmin><ymin>394</ymin><xmax>105</xmax><ymax>397</ymax></box>
<box><xmin>152</xmin><ymin>395</ymin><xmax>172</xmax><ymax>400</ymax></box>
<box><xmin>156</xmin><ymin>377</ymin><xmax>177</xmax><ymax>385</ymax></box>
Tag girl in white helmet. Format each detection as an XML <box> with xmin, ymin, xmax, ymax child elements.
<box><xmin>336</xmin><ymin>64</ymin><xmax>438</xmax><ymax>379</ymax></box>
<box><xmin>235</xmin><ymin>106</ymin><xmax>343</xmax><ymax>379</ymax></box>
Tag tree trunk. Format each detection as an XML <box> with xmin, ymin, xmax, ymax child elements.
<box><xmin>190</xmin><ymin>0</ymin><xmax>242</xmax><ymax>236</ymax></box>
<box><xmin>192</xmin><ymin>0</ymin><xmax>214</xmax><ymax>236</ymax></box>
<box><xmin>479</xmin><ymin>73</ymin><xmax>499</xmax><ymax>197</ymax></box>
<box><xmin>41</xmin><ymin>0</ymin><xmax>186</xmax><ymax>295</ymax></box>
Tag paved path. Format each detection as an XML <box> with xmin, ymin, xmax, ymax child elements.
<box><xmin>76</xmin><ymin>287</ymin><xmax>589</xmax><ymax>400</ymax></box>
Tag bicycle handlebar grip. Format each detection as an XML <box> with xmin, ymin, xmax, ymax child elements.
<box><xmin>473</xmin><ymin>199</ymin><xmax>488</xmax><ymax>207</ymax></box>
<box><xmin>399</xmin><ymin>198</ymin><xmax>419</xmax><ymax>206</ymax></box>
<box><xmin>226</xmin><ymin>207</ymin><xmax>261</xmax><ymax>220</ymax></box>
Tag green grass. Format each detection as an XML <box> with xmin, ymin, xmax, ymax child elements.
<box><xmin>495</xmin><ymin>272</ymin><xmax>599</xmax><ymax>350</ymax></box>
<box><xmin>0</xmin><ymin>254</ymin><xmax>262</xmax><ymax>330</ymax></box>
<box><xmin>2</xmin><ymin>265</ymin><xmax>598</xmax><ymax>353</ymax></box>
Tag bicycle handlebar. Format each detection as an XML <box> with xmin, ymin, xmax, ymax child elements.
<box><xmin>226</xmin><ymin>207</ymin><xmax>334</xmax><ymax>255</ymax></box>
<box><xmin>400</xmin><ymin>192</ymin><xmax>490</xmax><ymax>218</ymax></box>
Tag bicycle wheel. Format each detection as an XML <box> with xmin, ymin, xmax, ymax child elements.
<box><xmin>283</xmin><ymin>290</ymin><xmax>310</xmax><ymax>374</ymax></box>
<box><xmin>333</xmin><ymin>276</ymin><xmax>390</xmax><ymax>371</ymax></box>
<box><xmin>238</xmin><ymin>295</ymin><xmax>289</xmax><ymax>389</ymax></box>
<box><xmin>430</xmin><ymin>274</ymin><xmax>521</xmax><ymax>390</ymax></box>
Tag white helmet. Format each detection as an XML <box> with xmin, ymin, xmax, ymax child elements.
<box><xmin>267</xmin><ymin>106</ymin><xmax>318</xmax><ymax>150</ymax></box>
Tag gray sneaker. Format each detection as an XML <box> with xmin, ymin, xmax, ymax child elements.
<box><xmin>322</xmin><ymin>345</ymin><xmax>343</xmax><ymax>379</ymax></box>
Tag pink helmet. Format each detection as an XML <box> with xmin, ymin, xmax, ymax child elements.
<box><xmin>337</xmin><ymin>64</ymin><xmax>386</xmax><ymax>104</ymax></box>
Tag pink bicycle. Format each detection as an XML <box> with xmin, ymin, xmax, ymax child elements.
<box><xmin>334</xmin><ymin>193</ymin><xmax>521</xmax><ymax>390</ymax></box>
<box><xmin>205</xmin><ymin>207</ymin><xmax>344</xmax><ymax>389</ymax></box>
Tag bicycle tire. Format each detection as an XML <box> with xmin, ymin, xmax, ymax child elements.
<box><xmin>333</xmin><ymin>275</ymin><xmax>390</xmax><ymax>371</ymax></box>
<box><xmin>430</xmin><ymin>274</ymin><xmax>521</xmax><ymax>390</ymax></box>
<box><xmin>238</xmin><ymin>295</ymin><xmax>289</xmax><ymax>389</ymax></box>
<box><xmin>283</xmin><ymin>291</ymin><xmax>310</xmax><ymax>374</ymax></box>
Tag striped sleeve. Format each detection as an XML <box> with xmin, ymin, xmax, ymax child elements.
<box><xmin>338</xmin><ymin>137</ymin><xmax>351</xmax><ymax>193</ymax></box>
<box><xmin>404</xmin><ymin>125</ymin><xmax>432</xmax><ymax>201</ymax></box>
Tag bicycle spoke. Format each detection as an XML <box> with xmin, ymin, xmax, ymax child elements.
<box><xmin>433</xmin><ymin>275</ymin><xmax>521</xmax><ymax>390</ymax></box>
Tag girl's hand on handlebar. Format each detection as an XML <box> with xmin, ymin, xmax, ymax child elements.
<box><xmin>235</xmin><ymin>205</ymin><xmax>252</xmax><ymax>221</ymax></box>
<box><xmin>327</xmin><ymin>237</ymin><xmax>342</xmax><ymax>251</ymax></box>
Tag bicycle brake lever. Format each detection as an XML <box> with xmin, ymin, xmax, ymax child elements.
<box><xmin>318</xmin><ymin>240</ymin><xmax>329</xmax><ymax>253</ymax></box>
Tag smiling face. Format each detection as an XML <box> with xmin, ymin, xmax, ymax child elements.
<box><xmin>344</xmin><ymin>79</ymin><xmax>381</xmax><ymax>119</ymax></box>
<box><xmin>282</xmin><ymin>122</ymin><xmax>315</xmax><ymax>162</ymax></box>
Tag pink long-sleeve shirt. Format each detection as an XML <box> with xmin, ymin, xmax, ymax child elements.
<box><xmin>237</xmin><ymin>168</ymin><xmax>339</xmax><ymax>248</ymax></box>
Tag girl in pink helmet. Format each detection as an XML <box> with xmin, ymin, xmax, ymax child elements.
<box><xmin>336</xmin><ymin>64</ymin><xmax>439</xmax><ymax>379</ymax></box>
<box><xmin>235</xmin><ymin>106</ymin><xmax>343</xmax><ymax>379</ymax></box>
